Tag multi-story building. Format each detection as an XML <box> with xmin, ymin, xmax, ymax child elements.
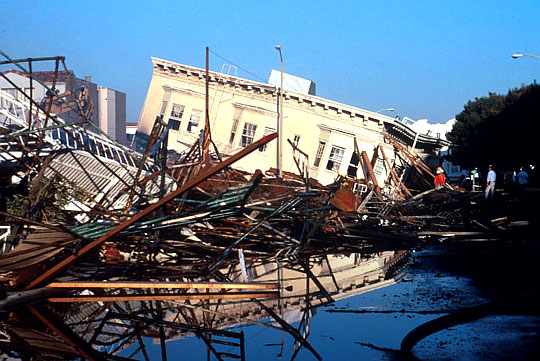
<box><xmin>0</xmin><ymin>69</ymin><xmax>126</xmax><ymax>144</ymax></box>
<box><xmin>137</xmin><ymin>57</ymin><xmax>446</xmax><ymax>186</ymax></box>
<box><xmin>98</xmin><ymin>86</ymin><xmax>126</xmax><ymax>145</ymax></box>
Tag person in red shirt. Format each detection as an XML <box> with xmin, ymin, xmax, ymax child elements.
<box><xmin>434</xmin><ymin>167</ymin><xmax>446</xmax><ymax>189</ymax></box>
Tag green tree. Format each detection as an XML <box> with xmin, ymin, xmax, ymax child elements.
<box><xmin>447</xmin><ymin>83</ymin><xmax>540</xmax><ymax>171</ymax></box>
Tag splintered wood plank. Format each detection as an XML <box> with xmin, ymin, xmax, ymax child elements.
<box><xmin>0</xmin><ymin>230</ymin><xmax>74</xmax><ymax>271</ymax></box>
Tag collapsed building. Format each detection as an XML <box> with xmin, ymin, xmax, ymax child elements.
<box><xmin>3</xmin><ymin>51</ymin><xmax>497</xmax><ymax>361</ymax></box>
<box><xmin>136</xmin><ymin>57</ymin><xmax>448</xmax><ymax>188</ymax></box>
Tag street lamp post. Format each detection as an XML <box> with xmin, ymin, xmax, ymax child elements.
<box><xmin>512</xmin><ymin>53</ymin><xmax>540</xmax><ymax>60</ymax></box>
<box><xmin>275</xmin><ymin>45</ymin><xmax>283</xmax><ymax>178</ymax></box>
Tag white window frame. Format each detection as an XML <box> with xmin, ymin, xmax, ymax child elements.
<box><xmin>313</xmin><ymin>141</ymin><xmax>326</xmax><ymax>168</ymax></box>
<box><xmin>187</xmin><ymin>109</ymin><xmax>202</xmax><ymax>133</ymax></box>
<box><xmin>326</xmin><ymin>145</ymin><xmax>345</xmax><ymax>172</ymax></box>
<box><xmin>373</xmin><ymin>158</ymin><xmax>384</xmax><ymax>175</ymax></box>
<box><xmin>229</xmin><ymin>118</ymin><xmax>239</xmax><ymax>145</ymax></box>
<box><xmin>240</xmin><ymin>122</ymin><xmax>257</xmax><ymax>147</ymax></box>
<box><xmin>170</xmin><ymin>103</ymin><xmax>185</xmax><ymax>119</ymax></box>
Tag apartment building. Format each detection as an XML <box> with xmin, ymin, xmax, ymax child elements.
<box><xmin>137</xmin><ymin>57</ymin><xmax>446</xmax><ymax>185</ymax></box>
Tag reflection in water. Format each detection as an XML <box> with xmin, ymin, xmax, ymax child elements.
<box><xmin>0</xmin><ymin>251</ymin><xmax>407</xmax><ymax>360</ymax></box>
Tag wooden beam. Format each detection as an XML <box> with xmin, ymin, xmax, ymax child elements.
<box><xmin>46</xmin><ymin>281</ymin><xmax>279</xmax><ymax>290</ymax></box>
<box><xmin>385</xmin><ymin>136</ymin><xmax>434</xmax><ymax>178</ymax></box>
<box><xmin>361</xmin><ymin>151</ymin><xmax>382</xmax><ymax>198</ymax></box>
<box><xmin>379</xmin><ymin>146</ymin><xmax>413</xmax><ymax>198</ymax></box>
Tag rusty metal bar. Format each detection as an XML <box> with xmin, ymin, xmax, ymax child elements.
<box><xmin>0</xmin><ymin>51</ymin><xmax>83</xmax><ymax>115</ymax></box>
<box><xmin>0</xmin><ymin>210</ymin><xmax>86</xmax><ymax>241</ymax></box>
<box><xmin>24</xmin><ymin>132</ymin><xmax>277</xmax><ymax>290</ymax></box>
<box><xmin>0</xmin><ymin>56</ymin><xmax>65</xmax><ymax>65</ymax></box>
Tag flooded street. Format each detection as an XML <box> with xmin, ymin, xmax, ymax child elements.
<box><xmin>106</xmin><ymin>239</ymin><xmax>540</xmax><ymax>361</ymax></box>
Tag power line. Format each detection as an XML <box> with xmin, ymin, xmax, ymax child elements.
<box><xmin>209</xmin><ymin>49</ymin><xmax>268</xmax><ymax>83</ymax></box>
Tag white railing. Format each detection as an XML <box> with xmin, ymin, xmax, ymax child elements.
<box><xmin>0</xmin><ymin>226</ymin><xmax>12</xmax><ymax>255</ymax></box>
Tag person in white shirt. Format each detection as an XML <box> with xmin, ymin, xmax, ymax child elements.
<box><xmin>485</xmin><ymin>165</ymin><xmax>496</xmax><ymax>200</ymax></box>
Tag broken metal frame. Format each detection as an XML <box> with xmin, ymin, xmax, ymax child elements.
<box><xmin>24</xmin><ymin>132</ymin><xmax>277</xmax><ymax>290</ymax></box>
<box><xmin>0</xmin><ymin>54</ymin><xmax>151</xmax><ymax>208</ymax></box>
<box><xmin>208</xmin><ymin>193</ymin><xmax>306</xmax><ymax>275</ymax></box>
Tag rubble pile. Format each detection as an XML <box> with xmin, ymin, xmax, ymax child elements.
<box><xmin>0</xmin><ymin>52</ymin><xmax>533</xmax><ymax>360</ymax></box>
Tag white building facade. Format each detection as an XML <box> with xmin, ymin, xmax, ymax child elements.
<box><xmin>98</xmin><ymin>86</ymin><xmax>127</xmax><ymax>145</ymax></box>
<box><xmin>408</xmin><ymin>118</ymin><xmax>468</xmax><ymax>181</ymax></box>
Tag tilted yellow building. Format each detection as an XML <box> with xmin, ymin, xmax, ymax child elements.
<box><xmin>137</xmin><ymin>57</ymin><xmax>446</xmax><ymax>186</ymax></box>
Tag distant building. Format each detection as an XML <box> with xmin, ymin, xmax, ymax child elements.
<box><xmin>137</xmin><ymin>57</ymin><xmax>447</xmax><ymax>186</ymax></box>
<box><xmin>125</xmin><ymin>122</ymin><xmax>138</xmax><ymax>146</ymax></box>
<box><xmin>268</xmin><ymin>69</ymin><xmax>316</xmax><ymax>95</ymax></box>
<box><xmin>98</xmin><ymin>87</ymin><xmax>126</xmax><ymax>145</ymax></box>
<box><xmin>0</xmin><ymin>70</ymin><xmax>126</xmax><ymax>144</ymax></box>
<box><xmin>408</xmin><ymin>118</ymin><xmax>468</xmax><ymax>181</ymax></box>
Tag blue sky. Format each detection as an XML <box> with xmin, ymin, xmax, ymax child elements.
<box><xmin>2</xmin><ymin>1</ymin><xmax>539</xmax><ymax>123</ymax></box>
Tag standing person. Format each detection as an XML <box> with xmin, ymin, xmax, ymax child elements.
<box><xmin>434</xmin><ymin>167</ymin><xmax>446</xmax><ymax>190</ymax></box>
<box><xmin>517</xmin><ymin>167</ymin><xmax>529</xmax><ymax>186</ymax></box>
<box><xmin>485</xmin><ymin>165</ymin><xmax>496</xmax><ymax>200</ymax></box>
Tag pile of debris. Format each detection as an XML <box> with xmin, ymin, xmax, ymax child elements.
<box><xmin>1</xmin><ymin>52</ymin><xmax>531</xmax><ymax>360</ymax></box>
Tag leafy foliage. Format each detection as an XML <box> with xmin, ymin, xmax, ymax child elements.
<box><xmin>6</xmin><ymin>174</ymin><xmax>86</xmax><ymax>222</ymax></box>
<box><xmin>447</xmin><ymin>83</ymin><xmax>540</xmax><ymax>170</ymax></box>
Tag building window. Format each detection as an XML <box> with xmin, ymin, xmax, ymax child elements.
<box><xmin>259</xmin><ymin>127</ymin><xmax>275</xmax><ymax>152</ymax></box>
<box><xmin>293</xmin><ymin>135</ymin><xmax>301</xmax><ymax>147</ymax></box>
<box><xmin>240</xmin><ymin>123</ymin><xmax>257</xmax><ymax>147</ymax></box>
<box><xmin>373</xmin><ymin>158</ymin><xmax>384</xmax><ymax>175</ymax></box>
<box><xmin>313</xmin><ymin>141</ymin><xmax>326</xmax><ymax>167</ymax></box>
<box><xmin>1</xmin><ymin>88</ymin><xmax>19</xmax><ymax>99</ymax></box>
<box><xmin>168</xmin><ymin>119</ymin><xmax>180</xmax><ymax>131</ymax></box>
<box><xmin>170</xmin><ymin>103</ymin><xmax>185</xmax><ymax>118</ymax></box>
<box><xmin>229</xmin><ymin>118</ymin><xmax>239</xmax><ymax>145</ymax></box>
<box><xmin>326</xmin><ymin>145</ymin><xmax>345</xmax><ymax>172</ymax></box>
<box><xmin>187</xmin><ymin>109</ymin><xmax>202</xmax><ymax>133</ymax></box>
<box><xmin>347</xmin><ymin>151</ymin><xmax>360</xmax><ymax>177</ymax></box>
